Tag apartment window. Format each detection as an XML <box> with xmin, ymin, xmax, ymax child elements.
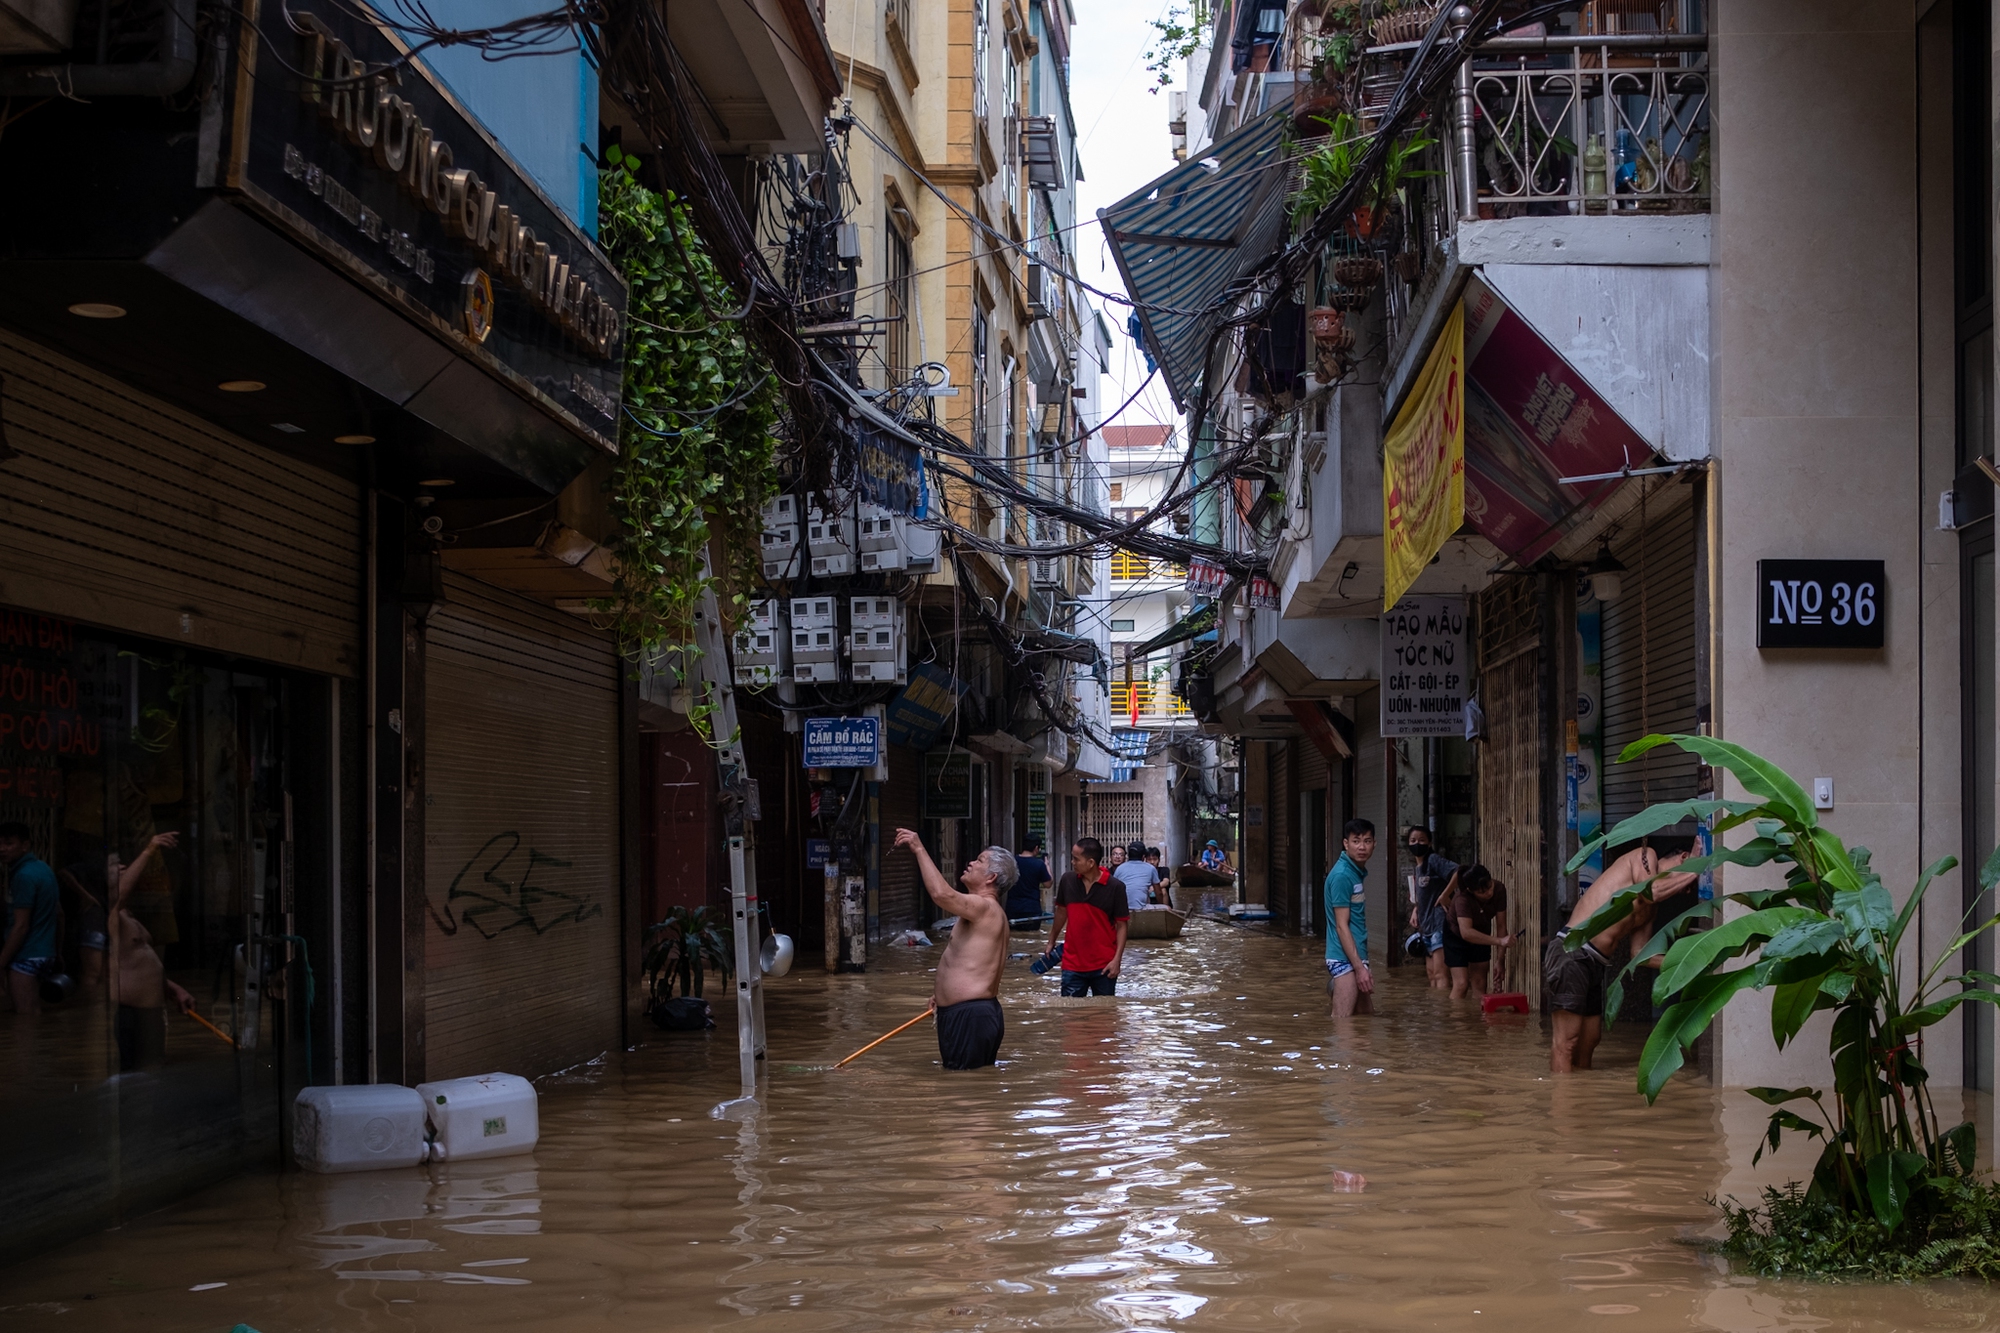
<box><xmin>1108</xmin><ymin>483</ymin><xmax>1123</xmax><ymax>502</ymax></box>
<box><xmin>975</xmin><ymin>0</ymin><xmax>990</xmax><ymax>119</ymax></box>
<box><xmin>1110</xmin><ymin>619</ymin><xmax>1135</xmax><ymax>633</ymax></box>
<box><xmin>1110</xmin><ymin>551</ymin><xmax>1151</xmax><ymax>581</ymax></box>
<box><xmin>971</xmin><ymin>306</ymin><xmax>990</xmax><ymax>459</ymax></box>
<box><xmin>884</xmin><ymin>216</ymin><xmax>912</xmax><ymax>386</ymax></box>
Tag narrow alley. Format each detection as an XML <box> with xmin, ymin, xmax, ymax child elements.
<box><xmin>0</xmin><ymin>920</ymin><xmax>1965</xmax><ymax>1331</ymax></box>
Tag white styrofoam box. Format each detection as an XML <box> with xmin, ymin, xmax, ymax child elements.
<box><xmin>415</xmin><ymin>1072</ymin><xmax>540</xmax><ymax>1162</ymax></box>
<box><xmin>294</xmin><ymin>1083</ymin><xmax>428</xmax><ymax>1174</ymax></box>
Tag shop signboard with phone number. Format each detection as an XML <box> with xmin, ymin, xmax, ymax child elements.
<box><xmin>1756</xmin><ymin>560</ymin><xmax>1885</xmax><ymax>649</ymax></box>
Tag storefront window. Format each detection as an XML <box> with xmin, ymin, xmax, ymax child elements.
<box><xmin>0</xmin><ymin>612</ymin><xmax>313</xmax><ymax>1227</ymax></box>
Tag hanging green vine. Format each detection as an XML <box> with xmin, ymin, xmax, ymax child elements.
<box><xmin>594</xmin><ymin>148</ymin><xmax>779</xmax><ymax>672</ymax></box>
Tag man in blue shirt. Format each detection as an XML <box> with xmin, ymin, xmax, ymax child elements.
<box><xmin>1324</xmin><ymin>817</ymin><xmax>1376</xmax><ymax>1017</ymax></box>
<box><xmin>1009</xmin><ymin>838</ymin><xmax>1052</xmax><ymax>925</ymax></box>
<box><xmin>0</xmin><ymin>821</ymin><xmax>61</xmax><ymax>1016</ymax></box>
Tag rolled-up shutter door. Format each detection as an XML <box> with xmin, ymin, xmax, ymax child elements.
<box><xmin>1600</xmin><ymin>494</ymin><xmax>1700</xmax><ymax>829</ymax></box>
<box><xmin>424</xmin><ymin>572</ymin><xmax>620</xmax><ymax>1080</ymax></box>
<box><xmin>0</xmin><ymin>330</ymin><xmax>360</xmax><ymax>674</ymax></box>
<box><xmin>1269</xmin><ymin>741</ymin><xmax>1292</xmax><ymax>925</ymax></box>
<box><xmin>878</xmin><ymin>744</ymin><xmax>922</xmax><ymax>931</ymax></box>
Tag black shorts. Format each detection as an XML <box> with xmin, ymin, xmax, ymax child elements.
<box><xmin>1060</xmin><ymin>969</ymin><xmax>1117</xmax><ymax>997</ymax></box>
<box><xmin>1543</xmin><ymin>935</ymin><xmax>1609</xmax><ymax>1017</ymax></box>
<box><xmin>936</xmin><ymin>997</ymin><xmax>1004</xmax><ymax>1069</ymax></box>
<box><xmin>115</xmin><ymin>1004</ymin><xmax>166</xmax><ymax>1072</ymax></box>
<box><xmin>1442</xmin><ymin>931</ymin><xmax>1490</xmax><ymax>968</ymax></box>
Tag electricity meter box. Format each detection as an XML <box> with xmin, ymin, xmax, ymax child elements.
<box><xmin>849</xmin><ymin>596</ymin><xmax>906</xmax><ymax>684</ymax></box>
<box><xmin>790</xmin><ymin>595</ymin><xmax>840</xmax><ymax>683</ymax></box>
<box><xmin>807</xmin><ymin>495</ymin><xmax>856</xmax><ymax>577</ymax></box>
<box><xmin>414</xmin><ymin>1072</ymin><xmax>540</xmax><ymax>1162</ymax></box>
<box><xmin>294</xmin><ymin>1083</ymin><xmax>429</xmax><ymax>1173</ymax></box>
<box><xmin>760</xmin><ymin>494</ymin><xmax>800</xmax><ymax>580</ymax></box>
<box><xmin>857</xmin><ymin>501</ymin><xmax>904</xmax><ymax>571</ymax></box>
<box><xmin>732</xmin><ymin>598</ymin><xmax>785</xmax><ymax>686</ymax></box>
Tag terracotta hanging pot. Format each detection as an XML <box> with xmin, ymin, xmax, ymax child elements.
<box><xmin>1308</xmin><ymin>306</ymin><xmax>1346</xmax><ymax>341</ymax></box>
<box><xmin>1333</xmin><ymin>255</ymin><xmax>1382</xmax><ymax>288</ymax></box>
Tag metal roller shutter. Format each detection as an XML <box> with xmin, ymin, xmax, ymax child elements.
<box><xmin>1087</xmin><ymin>791</ymin><xmax>1144</xmax><ymax>847</ymax></box>
<box><xmin>424</xmin><ymin>571</ymin><xmax>620</xmax><ymax>1080</ymax></box>
<box><xmin>1475</xmin><ymin>576</ymin><xmax>1545</xmax><ymax>1005</ymax></box>
<box><xmin>1600</xmin><ymin>492</ymin><xmax>1700</xmax><ymax>830</ymax></box>
<box><xmin>1269</xmin><ymin>741</ymin><xmax>1292</xmax><ymax>925</ymax></box>
<box><xmin>0</xmin><ymin>330</ymin><xmax>361</xmax><ymax>675</ymax></box>
<box><xmin>878</xmin><ymin>744</ymin><xmax>923</xmax><ymax>932</ymax></box>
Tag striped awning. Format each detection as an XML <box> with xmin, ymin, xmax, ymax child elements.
<box><xmin>1099</xmin><ymin>110</ymin><xmax>1296</xmax><ymax>411</ymax></box>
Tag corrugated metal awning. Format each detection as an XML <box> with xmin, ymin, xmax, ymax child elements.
<box><xmin>1100</xmin><ymin>111</ymin><xmax>1295</xmax><ymax>411</ymax></box>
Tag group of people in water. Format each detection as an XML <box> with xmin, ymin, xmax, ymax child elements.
<box><xmin>892</xmin><ymin>818</ymin><xmax>1697</xmax><ymax>1075</ymax></box>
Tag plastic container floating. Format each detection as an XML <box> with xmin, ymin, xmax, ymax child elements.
<box><xmin>414</xmin><ymin>1072</ymin><xmax>539</xmax><ymax>1162</ymax></box>
<box><xmin>1481</xmin><ymin>992</ymin><xmax>1530</xmax><ymax>1015</ymax></box>
<box><xmin>293</xmin><ymin>1084</ymin><xmax>428</xmax><ymax>1174</ymax></box>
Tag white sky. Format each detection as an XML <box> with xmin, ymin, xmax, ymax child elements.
<box><xmin>1067</xmin><ymin>0</ymin><xmax>1193</xmax><ymax>444</ymax></box>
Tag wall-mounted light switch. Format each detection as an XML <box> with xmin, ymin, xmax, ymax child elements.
<box><xmin>1814</xmin><ymin>777</ymin><xmax>1835</xmax><ymax>811</ymax></box>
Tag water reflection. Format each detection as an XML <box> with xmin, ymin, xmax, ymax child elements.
<box><xmin>4</xmin><ymin>922</ymin><xmax>2000</xmax><ymax>1330</ymax></box>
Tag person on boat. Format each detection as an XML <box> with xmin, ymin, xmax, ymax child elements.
<box><xmin>1113</xmin><ymin>842</ymin><xmax>1161</xmax><ymax>911</ymax></box>
<box><xmin>1199</xmin><ymin>840</ymin><xmax>1231</xmax><ymax>874</ymax></box>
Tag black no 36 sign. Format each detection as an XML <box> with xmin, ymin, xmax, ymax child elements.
<box><xmin>1757</xmin><ymin>560</ymin><xmax>1886</xmax><ymax>649</ymax></box>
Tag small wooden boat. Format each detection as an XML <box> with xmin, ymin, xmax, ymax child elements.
<box><xmin>1177</xmin><ymin>864</ymin><xmax>1236</xmax><ymax>889</ymax></box>
<box><xmin>1125</xmin><ymin>906</ymin><xmax>1187</xmax><ymax>940</ymax></box>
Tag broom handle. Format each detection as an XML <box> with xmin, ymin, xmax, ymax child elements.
<box><xmin>182</xmin><ymin>1006</ymin><xmax>238</xmax><ymax>1048</ymax></box>
<box><xmin>832</xmin><ymin>1006</ymin><xmax>934</xmax><ymax>1068</ymax></box>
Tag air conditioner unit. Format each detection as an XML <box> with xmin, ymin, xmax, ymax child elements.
<box><xmin>1030</xmin><ymin>555</ymin><xmax>1064</xmax><ymax>588</ymax></box>
<box><xmin>1026</xmin><ymin>261</ymin><xmax>1050</xmax><ymax>321</ymax></box>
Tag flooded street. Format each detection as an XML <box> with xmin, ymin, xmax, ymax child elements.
<box><xmin>5</xmin><ymin>921</ymin><xmax>1999</xmax><ymax>1332</ymax></box>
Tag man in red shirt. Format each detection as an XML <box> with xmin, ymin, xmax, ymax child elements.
<box><xmin>1044</xmin><ymin>837</ymin><xmax>1129</xmax><ymax>996</ymax></box>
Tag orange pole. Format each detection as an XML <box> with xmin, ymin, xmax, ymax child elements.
<box><xmin>831</xmin><ymin>1007</ymin><xmax>933</xmax><ymax>1069</ymax></box>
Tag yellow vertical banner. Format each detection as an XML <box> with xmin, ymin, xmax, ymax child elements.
<box><xmin>1382</xmin><ymin>303</ymin><xmax>1465</xmax><ymax>609</ymax></box>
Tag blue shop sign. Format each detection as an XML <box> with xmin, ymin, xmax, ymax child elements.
<box><xmin>803</xmin><ymin>715</ymin><xmax>881</xmax><ymax>768</ymax></box>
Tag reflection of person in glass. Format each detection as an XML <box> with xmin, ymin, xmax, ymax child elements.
<box><xmin>0</xmin><ymin>821</ymin><xmax>62</xmax><ymax>1016</ymax></box>
<box><xmin>111</xmin><ymin>832</ymin><xmax>193</xmax><ymax>1071</ymax></box>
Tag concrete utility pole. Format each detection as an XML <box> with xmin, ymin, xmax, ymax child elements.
<box><xmin>692</xmin><ymin>559</ymin><xmax>767</xmax><ymax>1101</ymax></box>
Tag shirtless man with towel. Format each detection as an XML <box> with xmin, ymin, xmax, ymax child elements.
<box><xmin>1545</xmin><ymin>841</ymin><xmax>1698</xmax><ymax>1072</ymax></box>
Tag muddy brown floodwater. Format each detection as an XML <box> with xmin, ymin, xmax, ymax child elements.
<box><xmin>6</xmin><ymin>919</ymin><xmax>2000</xmax><ymax>1331</ymax></box>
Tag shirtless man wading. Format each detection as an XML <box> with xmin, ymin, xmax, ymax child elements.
<box><xmin>112</xmin><ymin>832</ymin><xmax>195</xmax><ymax>1071</ymax></box>
<box><xmin>894</xmin><ymin>828</ymin><xmax>1014</xmax><ymax>1069</ymax></box>
<box><xmin>1545</xmin><ymin>841</ymin><xmax>1698</xmax><ymax>1072</ymax></box>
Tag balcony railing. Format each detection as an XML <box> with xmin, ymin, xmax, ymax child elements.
<box><xmin>1110</xmin><ymin>681</ymin><xmax>1193</xmax><ymax>718</ymax></box>
<box><xmin>1382</xmin><ymin>33</ymin><xmax>1709</xmax><ymax>372</ymax></box>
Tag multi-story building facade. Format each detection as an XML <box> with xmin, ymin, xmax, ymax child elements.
<box><xmin>1115</xmin><ymin>0</ymin><xmax>2000</xmax><ymax>1125</ymax></box>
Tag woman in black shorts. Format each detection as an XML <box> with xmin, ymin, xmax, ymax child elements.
<box><xmin>1440</xmin><ymin>865</ymin><xmax>1512</xmax><ymax>1000</ymax></box>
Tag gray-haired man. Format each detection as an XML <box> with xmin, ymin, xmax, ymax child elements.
<box><xmin>894</xmin><ymin>828</ymin><xmax>1015</xmax><ymax>1069</ymax></box>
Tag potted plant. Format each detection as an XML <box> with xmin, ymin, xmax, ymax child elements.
<box><xmin>642</xmin><ymin>905</ymin><xmax>734</xmax><ymax>1030</ymax></box>
<box><xmin>1569</xmin><ymin>733</ymin><xmax>2000</xmax><ymax>1276</ymax></box>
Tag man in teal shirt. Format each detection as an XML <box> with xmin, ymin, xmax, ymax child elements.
<box><xmin>1324</xmin><ymin>818</ymin><xmax>1376</xmax><ymax>1017</ymax></box>
<box><xmin>0</xmin><ymin>821</ymin><xmax>61</xmax><ymax>1016</ymax></box>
